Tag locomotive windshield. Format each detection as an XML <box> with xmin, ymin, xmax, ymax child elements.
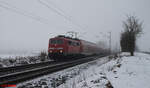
<box><xmin>50</xmin><ymin>39</ymin><xmax>64</xmax><ymax>44</ymax></box>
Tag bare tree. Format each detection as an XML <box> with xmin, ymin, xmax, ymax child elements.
<box><xmin>120</xmin><ymin>15</ymin><xmax>143</xmax><ymax>56</ymax></box>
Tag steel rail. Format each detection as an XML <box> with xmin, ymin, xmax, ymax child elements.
<box><xmin>0</xmin><ymin>61</ymin><xmax>60</xmax><ymax>76</ymax></box>
<box><xmin>0</xmin><ymin>55</ymin><xmax>106</xmax><ymax>85</ymax></box>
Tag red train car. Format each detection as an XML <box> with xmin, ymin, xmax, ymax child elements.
<box><xmin>48</xmin><ymin>35</ymin><xmax>102</xmax><ymax>60</ymax></box>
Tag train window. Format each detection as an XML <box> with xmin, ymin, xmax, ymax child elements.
<box><xmin>73</xmin><ymin>42</ymin><xmax>77</xmax><ymax>46</ymax></box>
<box><xmin>50</xmin><ymin>39</ymin><xmax>63</xmax><ymax>44</ymax></box>
<box><xmin>77</xmin><ymin>42</ymin><xmax>80</xmax><ymax>46</ymax></box>
<box><xmin>57</xmin><ymin>39</ymin><xmax>64</xmax><ymax>44</ymax></box>
<box><xmin>68</xmin><ymin>41</ymin><xmax>79</xmax><ymax>46</ymax></box>
<box><xmin>74</xmin><ymin>42</ymin><xmax>78</xmax><ymax>46</ymax></box>
<box><xmin>68</xmin><ymin>41</ymin><xmax>72</xmax><ymax>45</ymax></box>
<box><xmin>50</xmin><ymin>40</ymin><xmax>57</xmax><ymax>44</ymax></box>
<box><xmin>72</xmin><ymin>42</ymin><xmax>75</xmax><ymax>46</ymax></box>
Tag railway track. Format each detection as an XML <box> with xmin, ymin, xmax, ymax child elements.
<box><xmin>0</xmin><ymin>61</ymin><xmax>59</xmax><ymax>76</ymax></box>
<box><xmin>0</xmin><ymin>55</ymin><xmax>106</xmax><ymax>85</ymax></box>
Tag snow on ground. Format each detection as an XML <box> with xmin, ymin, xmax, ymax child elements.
<box><xmin>106</xmin><ymin>52</ymin><xmax>150</xmax><ymax>88</ymax></box>
<box><xmin>0</xmin><ymin>52</ymin><xmax>38</xmax><ymax>67</ymax></box>
<box><xmin>0</xmin><ymin>53</ymin><xmax>49</xmax><ymax>67</ymax></box>
<box><xmin>14</xmin><ymin>52</ymin><xmax>150</xmax><ymax>88</ymax></box>
<box><xmin>58</xmin><ymin>52</ymin><xmax>150</xmax><ymax>88</ymax></box>
<box><xmin>0</xmin><ymin>52</ymin><xmax>39</xmax><ymax>59</ymax></box>
<box><xmin>17</xmin><ymin>56</ymin><xmax>111</xmax><ymax>88</ymax></box>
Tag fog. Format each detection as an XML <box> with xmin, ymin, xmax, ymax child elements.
<box><xmin>0</xmin><ymin>0</ymin><xmax>150</xmax><ymax>54</ymax></box>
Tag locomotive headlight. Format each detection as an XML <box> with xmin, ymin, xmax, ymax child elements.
<box><xmin>50</xmin><ymin>50</ymin><xmax>52</xmax><ymax>53</ymax></box>
<box><xmin>60</xmin><ymin>50</ymin><xmax>63</xmax><ymax>53</ymax></box>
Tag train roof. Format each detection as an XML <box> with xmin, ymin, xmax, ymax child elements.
<box><xmin>80</xmin><ymin>39</ymin><xmax>98</xmax><ymax>46</ymax></box>
<box><xmin>55</xmin><ymin>35</ymin><xmax>80</xmax><ymax>41</ymax></box>
<box><xmin>51</xmin><ymin>35</ymin><xmax>101</xmax><ymax>47</ymax></box>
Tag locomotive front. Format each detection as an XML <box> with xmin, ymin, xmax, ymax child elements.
<box><xmin>48</xmin><ymin>37</ymin><xmax>67</xmax><ymax>60</ymax></box>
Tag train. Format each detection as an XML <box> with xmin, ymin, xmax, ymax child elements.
<box><xmin>48</xmin><ymin>35</ymin><xmax>107</xmax><ymax>60</ymax></box>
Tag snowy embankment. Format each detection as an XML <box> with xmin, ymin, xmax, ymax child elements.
<box><xmin>17</xmin><ymin>56</ymin><xmax>111</xmax><ymax>88</ymax></box>
<box><xmin>57</xmin><ymin>52</ymin><xmax>150</xmax><ymax>88</ymax></box>
<box><xmin>17</xmin><ymin>52</ymin><xmax>150</xmax><ymax>88</ymax></box>
<box><xmin>106</xmin><ymin>53</ymin><xmax>150</xmax><ymax>88</ymax></box>
<box><xmin>0</xmin><ymin>52</ymin><xmax>49</xmax><ymax>67</ymax></box>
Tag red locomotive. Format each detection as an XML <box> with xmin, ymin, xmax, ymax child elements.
<box><xmin>48</xmin><ymin>35</ymin><xmax>103</xmax><ymax>60</ymax></box>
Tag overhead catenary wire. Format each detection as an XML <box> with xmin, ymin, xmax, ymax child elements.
<box><xmin>0</xmin><ymin>0</ymin><xmax>86</xmax><ymax>34</ymax></box>
<box><xmin>0</xmin><ymin>1</ymin><xmax>50</xmax><ymax>24</ymax></box>
<box><xmin>38</xmin><ymin>0</ymin><xmax>86</xmax><ymax>31</ymax></box>
<box><xmin>44</xmin><ymin>0</ymin><xmax>67</xmax><ymax>16</ymax></box>
<box><xmin>45</xmin><ymin>0</ymin><xmax>81</xmax><ymax>30</ymax></box>
<box><xmin>45</xmin><ymin>0</ymin><xmax>86</xmax><ymax>33</ymax></box>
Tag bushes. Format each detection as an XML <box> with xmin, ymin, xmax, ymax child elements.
<box><xmin>38</xmin><ymin>51</ymin><xmax>48</xmax><ymax>62</ymax></box>
<box><xmin>120</xmin><ymin>15</ymin><xmax>143</xmax><ymax>56</ymax></box>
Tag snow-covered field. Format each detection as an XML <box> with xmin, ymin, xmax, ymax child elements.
<box><xmin>0</xmin><ymin>53</ymin><xmax>37</xmax><ymax>59</ymax></box>
<box><xmin>0</xmin><ymin>52</ymin><xmax>49</xmax><ymax>67</ymax></box>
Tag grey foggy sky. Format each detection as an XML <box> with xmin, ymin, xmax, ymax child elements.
<box><xmin>0</xmin><ymin>0</ymin><xmax>150</xmax><ymax>54</ymax></box>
